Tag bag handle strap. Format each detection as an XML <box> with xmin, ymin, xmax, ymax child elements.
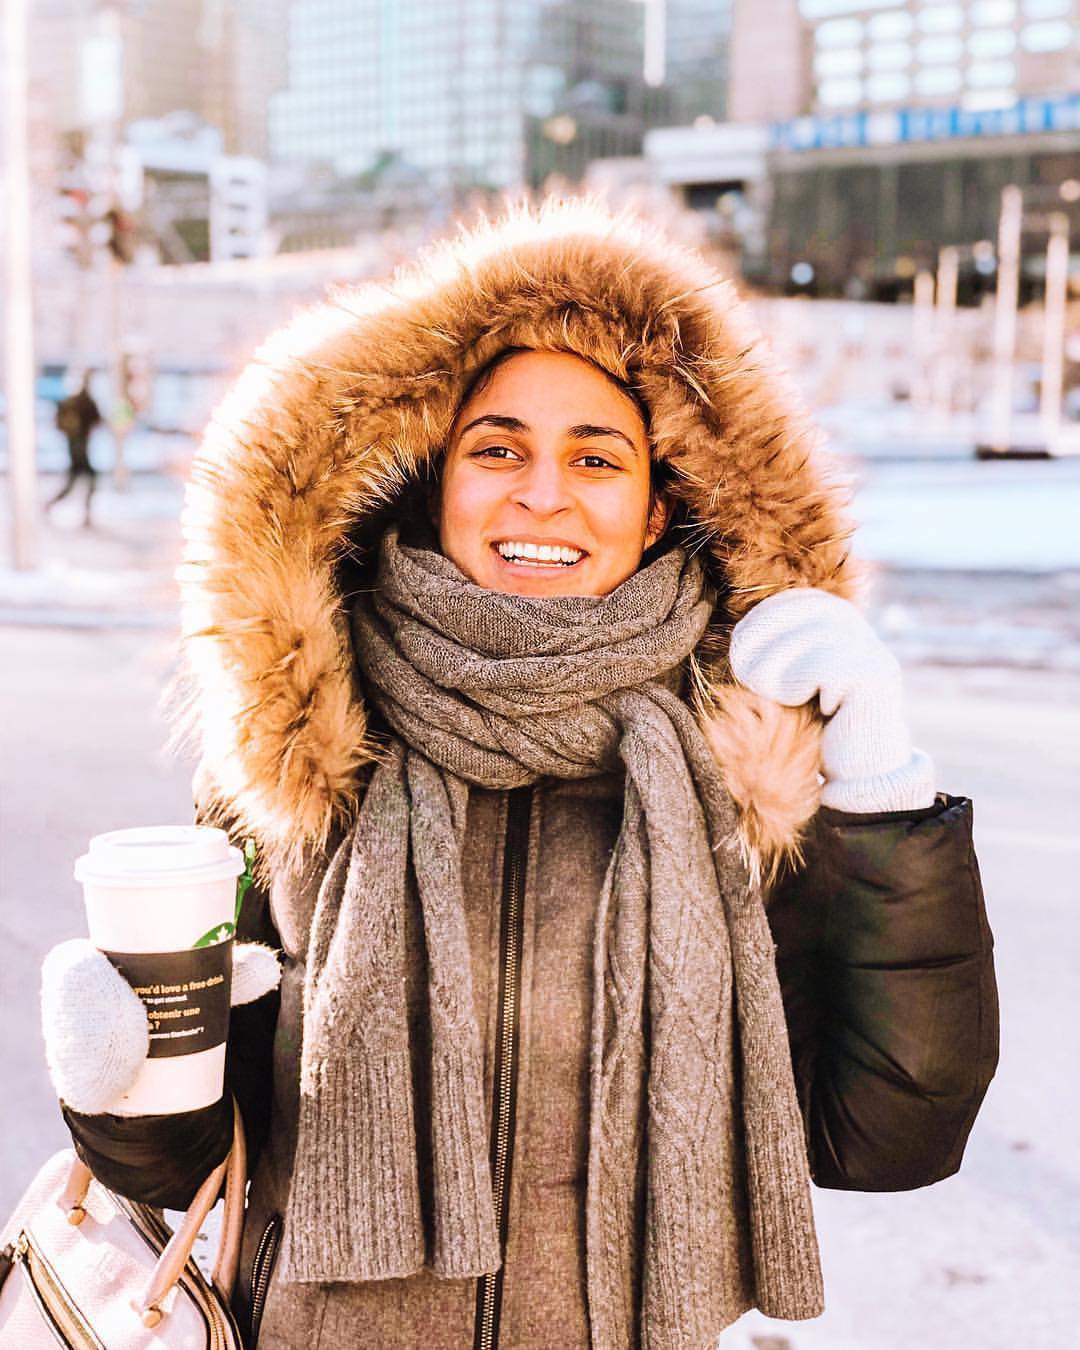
<box><xmin>61</xmin><ymin>1098</ymin><xmax>247</xmax><ymax>1329</ymax></box>
<box><xmin>211</xmin><ymin>1095</ymin><xmax>247</xmax><ymax>1296</ymax></box>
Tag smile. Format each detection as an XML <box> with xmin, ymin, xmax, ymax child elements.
<box><xmin>494</xmin><ymin>540</ymin><xmax>585</xmax><ymax>567</ymax></box>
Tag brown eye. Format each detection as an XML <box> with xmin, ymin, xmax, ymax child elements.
<box><xmin>576</xmin><ymin>453</ymin><xmax>617</xmax><ymax>469</ymax></box>
<box><xmin>471</xmin><ymin>444</ymin><xmax>519</xmax><ymax>461</ymax></box>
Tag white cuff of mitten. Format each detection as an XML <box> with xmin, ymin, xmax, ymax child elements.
<box><xmin>821</xmin><ymin>746</ymin><xmax>937</xmax><ymax>813</ymax></box>
<box><xmin>819</xmin><ymin>684</ymin><xmax>937</xmax><ymax>812</ymax></box>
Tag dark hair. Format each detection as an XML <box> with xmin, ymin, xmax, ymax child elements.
<box><xmin>455</xmin><ymin>346</ymin><xmax>652</xmax><ymax>438</ymax></box>
<box><xmin>449</xmin><ymin>346</ymin><xmax>679</xmax><ymax>514</ymax></box>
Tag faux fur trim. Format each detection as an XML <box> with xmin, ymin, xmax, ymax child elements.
<box><xmin>175</xmin><ymin>198</ymin><xmax>859</xmax><ymax>873</ymax></box>
<box><xmin>700</xmin><ymin>686</ymin><xmax>824</xmax><ymax>885</ymax></box>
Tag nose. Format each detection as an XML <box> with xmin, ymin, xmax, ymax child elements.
<box><xmin>510</xmin><ymin>456</ymin><xmax>572</xmax><ymax>518</ymax></box>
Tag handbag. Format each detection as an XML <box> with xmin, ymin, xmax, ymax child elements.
<box><xmin>0</xmin><ymin>1098</ymin><xmax>246</xmax><ymax>1348</ymax></box>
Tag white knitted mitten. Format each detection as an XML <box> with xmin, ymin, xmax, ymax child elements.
<box><xmin>41</xmin><ymin>938</ymin><xmax>282</xmax><ymax>1115</ymax></box>
<box><xmin>729</xmin><ymin>587</ymin><xmax>936</xmax><ymax>813</ymax></box>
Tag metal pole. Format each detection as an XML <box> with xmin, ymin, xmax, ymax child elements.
<box><xmin>932</xmin><ymin>245</ymin><xmax>959</xmax><ymax>419</ymax></box>
<box><xmin>99</xmin><ymin>5</ymin><xmax>130</xmax><ymax>491</ymax></box>
<box><xmin>108</xmin><ymin>252</ymin><xmax>131</xmax><ymax>491</ymax></box>
<box><xmin>2</xmin><ymin>0</ymin><xmax>39</xmax><ymax>570</ymax></box>
<box><xmin>644</xmin><ymin>0</ymin><xmax>667</xmax><ymax>87</ymax></box>
<box><xmin>911</xmin><ymin>269</ymin><xmax>935</xmax><ymax>411</ymax></box>
<box><xmin>1040</xmin><ymin>212</ymin><xmax>1069</xmax><ymax>451</ymax></box>
<box><xmin>989</xmin><ymin>185</ymin><xmax>1023</xmax><ymax>455</ymax></box>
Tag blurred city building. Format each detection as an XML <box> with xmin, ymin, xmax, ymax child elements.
<box><xmin>268</xmin><ymin>0</ymin><xmax>537</xmax><ymax>194</ymax></box>
<box><xmin>265</xmin><ymin>1</ymin><xmax>732</xmax><ymax>198</ymax></box>
<box><xmin>18</xmin><ymin>0</ymin><xmax>1078</xmax><ymax>385</ymax></box>
<box><xmin>523</xmin><ymin>0</ymin><xmax>672</xmax><ymax>186</ymax></box>
<box><xmin>31</xmin><ymin>1</ymin><xmax>284</xmax><ymax>268</ymax></box>
<box><xmin>32</xmin><ymin>0</ymin><xmax>288</xmax><ymax>158</ymax></box>
<box><xmin>28</xmin><ymin>1</ymin><xmax>741</xmax><ymax>271</ymax></box>
<box><xmin>651</xmin><ymin>0</ymin><xmax>1080</xmax><ymax>298</ymax></box>
<box><xmin>663</xmin><ymin>0</ymin><xmax>732</xmax><ymax>125</ymax></box>
<box><xmin>126</xmin><ymin>115</ymin><xmax>269</xmax><ymax>264</ymax></box>
<box><xmin>521</xmin><ymin>0</ymin><xmax>728</xmax><ymax>184</ymax></box>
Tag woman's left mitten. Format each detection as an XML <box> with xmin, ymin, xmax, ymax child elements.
<box><xmin>729</xmin><ymin>587</ymin><xmax>936</xmax><ymax>813</ymax></box>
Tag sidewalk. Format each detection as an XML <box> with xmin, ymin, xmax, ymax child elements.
<box><xmin>0</xmin><ymin>470</ymin><xmax>184</xmax><ymax>628</ymax></box>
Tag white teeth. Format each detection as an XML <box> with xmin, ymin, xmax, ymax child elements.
<box><xmin>495</xmin><ymin>541</ymin><xmax>584</xmax><ymax>565</ymax></box>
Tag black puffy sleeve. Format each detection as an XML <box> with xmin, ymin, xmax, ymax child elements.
<box><xmin>767</xmin><ymin>794</ymin><xmax>999</xmax><ymax>1191</ymax></box>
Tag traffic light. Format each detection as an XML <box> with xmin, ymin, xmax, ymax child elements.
<box><xmin>56</xmin><ymin>187</ymin><xmax>138</xmax><ymax>267</ymax></box>
<box><xmin>57</xmin><ymin>186</ymin><xmax>93</xmax><ymax>268</ymax></box>
<box><xmin>105</xmin><ymin>205</ymin><xmax>137</xmax><ymax>264</ymax></box>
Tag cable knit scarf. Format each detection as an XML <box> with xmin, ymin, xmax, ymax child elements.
<box><xmin>280</xmin><ymin>527</ymin><xmax>823</xmax><ymax>1345</ymax></box>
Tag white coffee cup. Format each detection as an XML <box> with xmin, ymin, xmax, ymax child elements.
<box><xmin>74</xmin><ymin>825</ymin><xmax>245</xmax><ymax>1116</ymax></box>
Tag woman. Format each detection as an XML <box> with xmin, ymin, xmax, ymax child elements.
<box><xmin>43</xmin><ymin>200</ymin><xmax>998</xmax><ymax>1349</ymax></box>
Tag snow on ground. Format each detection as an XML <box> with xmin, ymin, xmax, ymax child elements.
<box><xmin>0</xmin><ymin>472</ymin><xmax>182</xmax><ymax>625</ymax></box>
<box><xmin>849</xmin><ymin>456</ymin><xmax>1080</xmax><ymax>573</ymax></box>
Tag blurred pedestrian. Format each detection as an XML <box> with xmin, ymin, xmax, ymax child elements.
<box><xmin>47</xmin><ymin>371</ymin><xmax>101</xmax><ymax>528</ymax></box>
<box><xmin>40</xmin><ymin>201</ymin><xmax>998</xmax><ymax>1349</ymax></box>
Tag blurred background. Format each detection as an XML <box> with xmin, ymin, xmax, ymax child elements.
<box><xmin>1</xmin><ymin>2</ymin><xmax>1078</xmax><ymax>1347</ymax></box>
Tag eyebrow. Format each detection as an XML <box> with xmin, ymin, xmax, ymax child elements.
<box><xmin>457</xmin><ymin>413</ymin><xmax>639</xmax><ymax>455</ymax></box>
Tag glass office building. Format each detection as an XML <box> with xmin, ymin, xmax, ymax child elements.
<box><xmin>803</xmin><ymin>0</ymin><xmax>1078</xmax><ymax>114</ymax></box>
<box><xmin>269</xmin><ymin>0</ymin><xmax>544</xmax><ymax>192</ymax></box>
<box><xmin>762</xmin><ymin>0</ymin><xmax>1079</xmax><ymax>294</ymax></box>
<box><xmin>664</xmin><ymin>0</ymin><xmax>733</xmax><ymax>124</ymax></box>
<box><xmin>269</xmin><ymin>0</ymin><xmax>738</xmax><ymax>193</ymax></box>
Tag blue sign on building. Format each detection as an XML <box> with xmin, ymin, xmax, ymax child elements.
<box><xmin>771</xmin><ymin>92</ymin><xmax>1080</xmax><ymax>153</ymax></box>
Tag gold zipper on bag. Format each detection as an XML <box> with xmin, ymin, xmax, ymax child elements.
<box><xmin>11</xmin><ymin>1230</ymin><xmax>104</xmax><ymax>1350</ymax></box>
<box><xmin>121</xmin><ymin>1200</ymin><xmax>240</xmax><ymax>1350</ymax></box>
<box><xmin>474</xmin><ymin>786</ymin><xmax>532</xmax><ymax>1350</ymax></box>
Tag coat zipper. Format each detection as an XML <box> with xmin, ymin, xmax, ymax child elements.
<box><xmin>247</xmin><ymin>1212</ymin><xmax>284</xmax><ymax>1347</ymax></box>
<box><xmin>473</xmin><ymin>785</ymin><xmax>532</xmax><ymax>1350</ymax></box>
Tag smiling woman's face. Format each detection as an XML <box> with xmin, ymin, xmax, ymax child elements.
<box><xmin>437</xmin><ymin>350</ymin><xmax>665</xmax><ymax>598</ymax></box>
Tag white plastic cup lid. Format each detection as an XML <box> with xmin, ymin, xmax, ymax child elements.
<box><xmin>75</xmin><ymin>825</ymin><xmax>245</xmax><ymax>889</ymax></box>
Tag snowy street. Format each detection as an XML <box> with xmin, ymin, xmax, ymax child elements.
<box><xmin>851</xmin><ymin>453</ymin><xmax>1080</xmax><ymax>575</ymax></box>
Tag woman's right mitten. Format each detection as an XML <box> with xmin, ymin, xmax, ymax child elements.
<box><xmin>40</xmin><ymin>938</ymin><xmax>149</xmax><ymax>1115</ymax></box>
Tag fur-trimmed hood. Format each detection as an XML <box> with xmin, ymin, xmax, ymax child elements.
<box><xmin>177</xmin><ymin>199</ymin><xmax>858</xmax><ymax>872</ymax></box>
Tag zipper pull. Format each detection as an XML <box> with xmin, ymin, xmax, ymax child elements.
<box><xmin>0</xmin><ymin>1238</ymin><xmax>22</xmax><ymax>1292</ymax></box>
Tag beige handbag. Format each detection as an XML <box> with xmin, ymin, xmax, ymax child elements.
<box><xmin>0</xmin><ymin>1099</ymin><xmax>246</xmax><ymax>1348</ymax></box>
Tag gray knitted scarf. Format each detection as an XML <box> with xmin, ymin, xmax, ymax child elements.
<box><xmin>280</xmin><ymin>528</ymin><xmax>823</xmax><ymax>1344</ymax></box>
